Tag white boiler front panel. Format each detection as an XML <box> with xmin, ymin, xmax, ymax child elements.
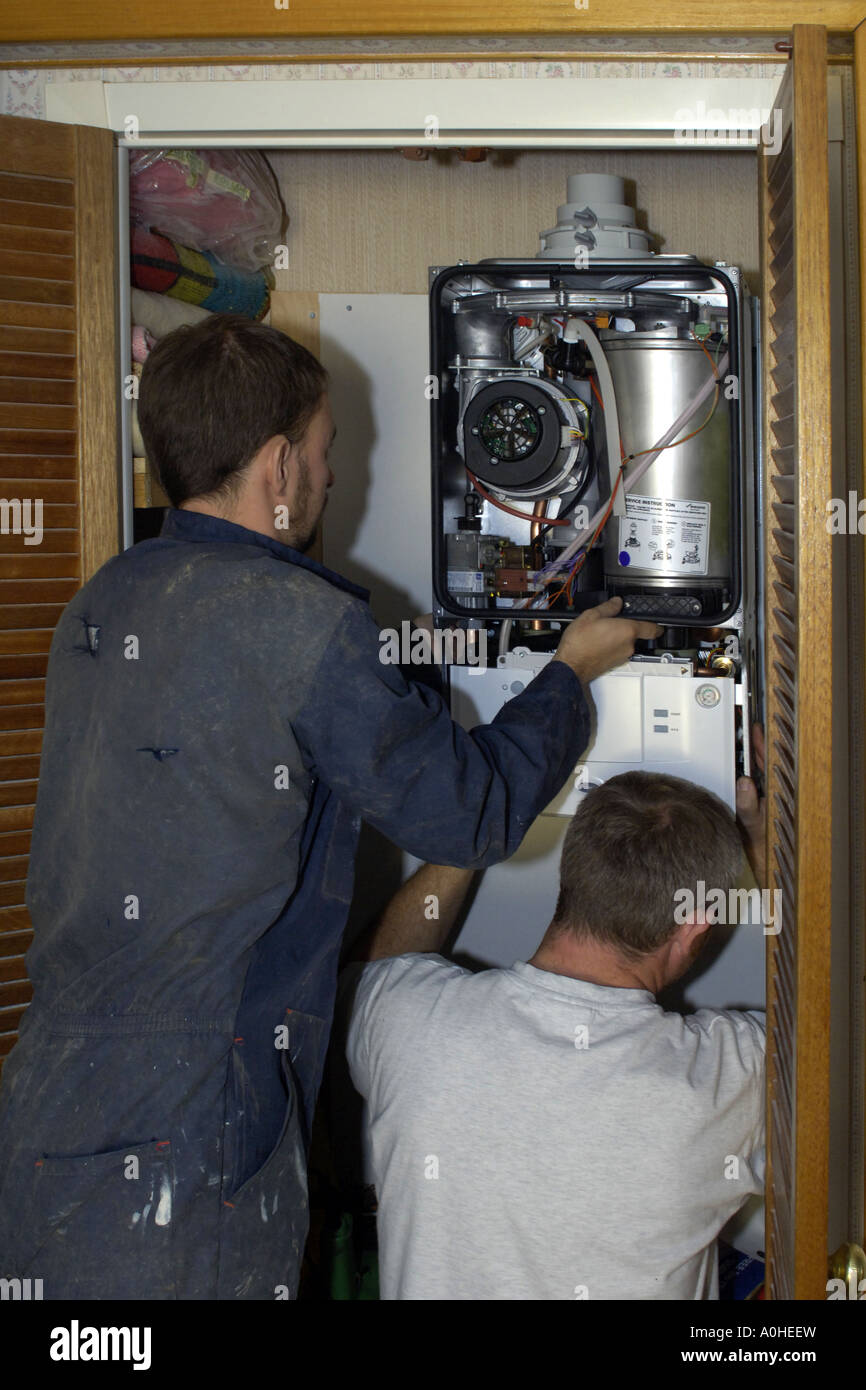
<box><xmin>450</xmin><ymin>653</ymin><xmax>736</xmax><ymax>812</ymax></box>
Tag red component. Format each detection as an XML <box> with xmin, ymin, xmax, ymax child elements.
<box><xmin>495</xmin><ymin>568</ymin><xmax>537</xmax><ymax>596</ymax></box>
<box><xmin>516</xmin><ymin>315</ymin><xmax>534</xmax><ymax>327</ymax></box>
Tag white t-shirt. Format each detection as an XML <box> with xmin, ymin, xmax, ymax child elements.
<box><xmin>344</xmin><ymin>953</ymin><xmax>765</xmax><ymax>1301</ymax></box>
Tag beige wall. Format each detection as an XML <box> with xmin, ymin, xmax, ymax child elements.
<box><xmin>269</xmin><ymin>147</ymin><xmax>761</xmax><ymax>295</ymax></box>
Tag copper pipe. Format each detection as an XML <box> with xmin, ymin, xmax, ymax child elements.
<box><xmin>530</xmin><ymin>498</ymin><xmax>548</xmax><ymax>544</ymax></box>
<box><xmin>530</xmin><ymin>500</ymin><xmax>548</xmax><ymax>631</ymax></box>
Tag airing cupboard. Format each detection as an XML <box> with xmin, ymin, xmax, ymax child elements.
<box><xmin>0</xmin><ymin>22</ymin><xmax>861</xmax><ymax>1298</ymax></box>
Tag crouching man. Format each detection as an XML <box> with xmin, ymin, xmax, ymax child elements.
<box><xmin>341</xmin><ymin>770</ymin><xmax>765</xmax><ymax>1300</ymax></box>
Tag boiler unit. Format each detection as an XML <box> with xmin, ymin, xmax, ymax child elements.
<box><xmin>430</xmin><ymin>174</ymin><xmax>760</xmax><ymax>809</ymax></box>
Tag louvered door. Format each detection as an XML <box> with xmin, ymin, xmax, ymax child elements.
<box><xmin>0</xmin><ymin>114</ymin><xmax>119</xmax><ymax>1077</ymax></box>
<box><xmin>759</xmin><ymin>25</ymin><xmax>834</xmax><ymax>1299</ymax></box>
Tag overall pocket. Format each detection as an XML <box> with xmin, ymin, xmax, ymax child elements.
<box><xmin>217</xmin><ymin>1047</ymin><xmax>310</xmax><ymax>1301</ymax></box>
<box><xmin>20</xmin><ymin>1139</ymin><xmax>177</xmax><ymax>1300</ymax></box>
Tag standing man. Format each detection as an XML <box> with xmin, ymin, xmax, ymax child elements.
<box><xmin>0</xmin><ymin>315</ymin><xmax>657</xmax><ymax>1300</ymax></box>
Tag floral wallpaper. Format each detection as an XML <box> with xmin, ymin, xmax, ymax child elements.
<box><xmin>1</xmin><ymin>48</ymin><xmax>789</xmax><ymax>122</ymax></box>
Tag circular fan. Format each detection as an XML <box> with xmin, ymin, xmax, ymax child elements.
<box><xmin>462</xmin><ymin>377</ymin><xmax>583</xmax><ymax>496</ymax></box>
<box><xmin>478</xmin><ymin>396</ymin><xmax>541</xmax><ymax>461</ymax></box>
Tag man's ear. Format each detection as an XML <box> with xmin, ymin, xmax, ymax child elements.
<box><xmin>262</xmin><ymin>434</ymin><xmax>294</xmax><ymax>497</ymax></box>
<box><xmin>670</xmin><ymin>912</ymin><xmax>712</xmax><ymax>968</ymax></box>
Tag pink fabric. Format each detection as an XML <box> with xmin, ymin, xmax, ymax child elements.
<box><xmin>131</xmin><ymin>324</ymin><xmax>156</xmax><ymax>363</ymax></box>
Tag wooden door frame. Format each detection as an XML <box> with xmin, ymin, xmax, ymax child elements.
<box><xmin>760</xmin><ymin>23</ymin><xmax>835</xmax><ymax>1298</ymax></box>
<box><xmin>73</xmin><ymin>127</ymin><xmax>121</xmax><ymax>580</ymax></box>
<box><xmin>1</xmin><ymin>2</ymin><xmax>866</xmax><ymax>44</ymax></box>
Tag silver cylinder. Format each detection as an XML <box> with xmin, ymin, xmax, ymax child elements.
<box><xmin>602</xmin><ymin>338</ymin><xmax>730</xmax><ymax>590</ymax></box>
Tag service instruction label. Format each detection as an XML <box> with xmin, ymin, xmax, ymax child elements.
<box><xmin>617</xmin><ymin>495</ymin><xmax>710</xmax><ymax>576</ymax></box>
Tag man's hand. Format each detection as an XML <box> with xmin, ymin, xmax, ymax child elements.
<box><xmin>553</xmin><ymin>597</ymin><xmax>663</xmax><ymax>685</ymax></box>
<box><xmin>736</xmin><ymin>723</ymin><xmax>766</xmax><ymax>889</ymax></box>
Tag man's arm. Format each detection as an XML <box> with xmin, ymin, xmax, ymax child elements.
<box><xmin>295</xmin><ymin>596</ymin><xmax>661</xmax><ymax>871</ymax></box>
<box><xmin>338</xmin><ymin>863</ymin><xmax>476</xmax><ymax>1111</ymax></box>
<box><xmin>350</xmin><ymin>863</ymin><xmax>476</xmax><ymax>962</ymax></box>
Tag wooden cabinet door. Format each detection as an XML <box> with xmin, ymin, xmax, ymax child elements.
<box><xmin>0</xmin><ymin>114</ymin><xmax>119</xmax><ymax>1076</ymax></box>
<box><xmin>759</xmin><ymin>24</ymin><xmax>834</xmax><ymax>1299</ymax></box>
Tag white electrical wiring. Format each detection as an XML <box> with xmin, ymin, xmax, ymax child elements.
<box><xmin>567</xmin><ymin>318</ymin><xmax>625</xmax><ymax>521</ymax></box>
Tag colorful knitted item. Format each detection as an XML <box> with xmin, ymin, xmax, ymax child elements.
<box><xmin>131</xmin><ymin>224</ymin><xmax>271</xmax><ymax>320</ymax></box>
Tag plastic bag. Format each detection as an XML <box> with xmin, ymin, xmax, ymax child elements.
<box><xmin>129</xmin><ymin>149</ymin><xmax>286</xmax><ymax>273</ymax></box>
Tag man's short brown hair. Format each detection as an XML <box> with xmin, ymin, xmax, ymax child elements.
<box><xmin>138</xmin><ymin>313</ymin><xmax>329</xmax><ymax>507</ymax></box>
<box><xmin>552</xmin><ymin>771</ymin><xmax>743</xmax><ymax>959</ymax></box>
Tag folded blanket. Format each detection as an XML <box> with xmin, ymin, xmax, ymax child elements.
<box><xmin>130</xmin><ymin>288</ymin><xmax>212</xmax><ymax>338</ymax></box>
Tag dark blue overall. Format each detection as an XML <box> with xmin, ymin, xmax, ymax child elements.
<box><xmin>0</xmin><ymin>508</ymin><xmax>589</xmax><ymax>1299</ymax></box>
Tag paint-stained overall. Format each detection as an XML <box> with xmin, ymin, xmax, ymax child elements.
<box><xmin>0</xmin><ymin>507</ymin><xmax>589</xmax><ymax>1299</ymax></box>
